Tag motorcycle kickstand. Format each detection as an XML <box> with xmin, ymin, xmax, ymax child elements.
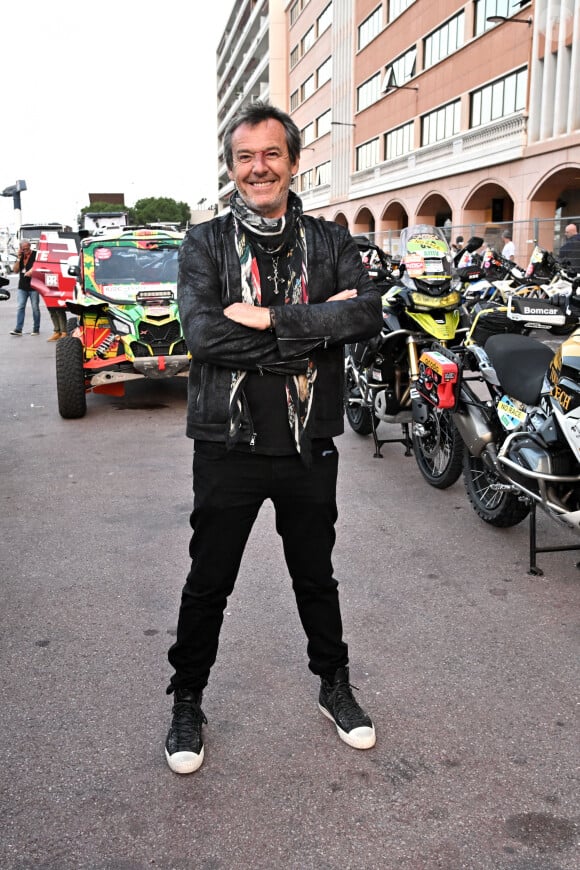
<box><xmin>528</xmin><ymin>503</ymin><xmax>543</xmax><ymax>576</ymax></box>
<box><xmin>401</xmin><ymin>422</ymin><xmax>413</xmax><ymax>456</ymax></box>
<box><xmin>528</xmin><ymin>500</ymin><xmax>580</xmax><ymax>576</ymax></box>
<box><xmin>370</xmin><ymin>419</ymin><xmax>413</xmax><ymax>459</ymax></box>
<box><xmin>370</xmin><ymin>415</ymin><xmax>383</xmax><ymax>458</ymax></box>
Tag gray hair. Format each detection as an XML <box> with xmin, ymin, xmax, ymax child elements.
<box><xmin>223</xmin><ymin>100</ymin><xmax>301</xmax><ymax>170</ymax></box>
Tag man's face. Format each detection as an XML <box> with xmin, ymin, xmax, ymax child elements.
<box><xmin>228</xmin><ymin>119</ymin><xmax>299</xmax><ymax>219</ymax></box>
<box><xmin>565</xmin><ymin>225</ymin><xmax>577</xmax><ymax>239</ymax></box>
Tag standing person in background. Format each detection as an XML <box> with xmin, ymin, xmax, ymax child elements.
<box><xmin>46</xmin><ymin>306</ymin><xmax>68</xmax><ymax>341</ymax></box>
<box><xmin>559</xmin><ymin>222</ymin><xmax>580</xmax><ymax>272</ymax></box>
<box><xmin>501</xmin><ymin>230</ymin><xmax>515</xmax><ymax>263</ymax></box>
<box><xmin>10</xmin><ymin>241</ymin><xmax>40</xmax><ymax>336</ymax></box>
<box><xmin>164</xmin><ymin>100</ymin><xmax>383</xmax><ymax>775</ymax></box>
<box><xmin>450</xmin><ymin>235</ymin><xmax>464</xmax><ymax>256</ymax></box>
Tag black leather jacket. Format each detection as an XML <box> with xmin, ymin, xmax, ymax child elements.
<box><xmin>178</xmin><ymin>211</ymin><xmax>383</xmax><ymax>444</ymax></box>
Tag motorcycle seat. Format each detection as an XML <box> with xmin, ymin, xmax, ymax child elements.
<box><xmin>485</xmin><ymin>333</ymin><xmax>554</xmax><ymax>405</ymax></box>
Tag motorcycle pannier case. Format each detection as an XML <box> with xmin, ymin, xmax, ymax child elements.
<box><xmin>416</xmin><ymin>349</ymin><xmax>459</xmax><ymax>409</ymax></box>
<box><xmin>466</xmin><ymin>301</ymin><xmax>525</xmax><ymax>347</ymax></box>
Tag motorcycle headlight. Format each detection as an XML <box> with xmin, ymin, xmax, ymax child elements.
<box><xmin>410</xmin><ymin>290</ymin><xmax>461</xmax><ymax>309</ymax></box>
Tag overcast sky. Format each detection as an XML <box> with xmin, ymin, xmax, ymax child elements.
<box><xmin>1</xmin><ymin>0</ymin><xmax>233</xmax><ymax>231</ymax></box>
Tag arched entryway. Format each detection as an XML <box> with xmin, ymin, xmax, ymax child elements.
<box><xmin>416</xmin><ymin>192</ymin><xmax>453</xmax><ymax>236</ymax></box>
<box><xmin>378</xmin><ymin>200</ymin><xmax>409</xmax><ymax>254</ymax></box>
<box><xmin>352</xmin><ymin>207</ymin><xmax>376</xmax><ymax>237</ymax></box>
<box><xmin>462</xmin><ymin>182</ymin><xmax>515</xmax><ymax>251</ymax></box>
<box><xmin>529</xmin><ymin>164</ymin><xmax>580</xmax><ymax>253</ymax></box>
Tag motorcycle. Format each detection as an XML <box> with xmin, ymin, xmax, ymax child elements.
<box><xmin>442</xmin><ymin>286</ymin><xmax>580</xmax><ymax>573</ymax></box>
<box><xmin>344</xmin><ymin>225</ymin><xmax>481</xmax><ymax>488</ymax></box>
<box><xmin>0</xmin><ymin>274</ymin><xmax>10</xmax><ymax>300</ymax></box>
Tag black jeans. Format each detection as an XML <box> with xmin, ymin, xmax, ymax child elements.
<box><xmin>168</xmin><ymin>442</ymin><xmax>348</xmax><ymax>692</ymax></box>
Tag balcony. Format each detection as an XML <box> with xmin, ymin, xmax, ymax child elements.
<box><xmin>349</xmin><ymin>114</ymin><xmax>527</xmax><ymax>198</ymax></box>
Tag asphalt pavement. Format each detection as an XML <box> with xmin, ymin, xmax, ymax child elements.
<box><xmin>0</xmin><ymin>278</ymin><xmax>578</xmax><ymax>870</ymax></box>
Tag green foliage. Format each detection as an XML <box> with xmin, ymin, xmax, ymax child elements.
<box><xmin>79</xmin><ymin>202</ymin><xmax>125</xmax><ymax>215</ymax></box>
<box><xmin>129</xmin><ymin>197</ymin><xmax>191</xmax><ymax>226</ymax></box>
<box><xmin>78</xmin><ymin>197</ymin><xmax>191</xmax><ymax>228</ymax></box>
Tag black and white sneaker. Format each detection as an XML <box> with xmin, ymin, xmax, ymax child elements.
<box><xmin>318</xmin><ymin>667</ymin><xmax>376</xmax><ymax>749</ymax></box>
<box><xmin>165</xmin><ymin>688</ymin><xmax>207</xmax><ymax>774</ymax></box>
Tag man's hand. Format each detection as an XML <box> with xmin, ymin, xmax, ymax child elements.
<box><xmin>224</xmin><ymin>302</ymin><xmax>271</xmax><ymax>330</ymax></box>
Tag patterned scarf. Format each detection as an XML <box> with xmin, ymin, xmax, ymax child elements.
<box><xmin>228</xmin><ymin>189</ymin><xmax>317</xmax><ymax>464</ymax></box>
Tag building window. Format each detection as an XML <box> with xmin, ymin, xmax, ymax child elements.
<box><xmin>356</xmin><ymin>138</ymin><xmax>380</xmax><ymax>171</ymax></box>
<box><xmin>316</xmin><ymin>109</ymin><xmax>332</xmax><ymax>137</ymax></box>
<box><xmin>317</xmin><ymin>57</ymin><xmax>332</xmax><ymax>87</ymax></box>
<box><xmin>424</xmin><ymin>12</ymin><xmax>464</xmax><ymax>69</ymax></box>
<box><xmin>290</xmin><ymin>89</ymin><xmax>300</xmax><ymax>112</ymax></box>
<box><xmin>388</xmin><ymin>0</ymin><xmax>415</xmax><ymax>23</ymax></box>
<box><xmin>385</xmin><ymin>121</ymin><xmax>414</xmax><ymax>160</ymax></box>
<box><xmin>358</xmin><ymin>6</ymin><xmax>382</xmax><ymax>50</ymax></box>
<box><xmin>290</xmin><ymin>45</ymin><xmax>300</xmax><ymax>69</ymax></box>
<box><xmin>317</xmin><ymin>3</ymin><xmax>332</xmax><ymax>36</ymax></box>
<box><xmin>471</xmin><ymin>68</ymin><xmax>527</xmax><ymax>127</ymax></box>
<box><xmin>301</xmin><ymin>74</ymin><xmax>315</xmax><ymax>102</ymax></box>
<box><xmin>290</xmin><ymin>0</ymin><xmax>311</xmax><ymax>26</ymax></box>
<box><xmin>315</xmin><ymin>161</ymin><xmax>331</xmax><ymax>186</ymax></box>
<box><xmin>421</xmin><ymin>100</ymin><xmax>461</xmax><ymax>146</ymax></box>
<box><xmin>300</xmin><ymin>169</ymin><xmax>313</xmax><ymax>192</ymax></box>
<box><xmin>301</xmin><ymin>25</ymin><xmax>315</xmax><ymax>55</ymax></box>
<box><xmin>357</xmin><ymin>72</ymin><xmax>382</xmax><ymax>111</ymax></box>
<box><xmin>302</xmin><ymin>122</ymin><xmax>315</xmax><ymax>146</ymax></box>
<box><xmin>383</xmin><ymin>47</ymin><xmax>417</xmax><ymax>91</ymax></box>
<box><xmin>473</xmin><ymin>0</ymin><xmax>524</xmax><ymax>35</ymax></box>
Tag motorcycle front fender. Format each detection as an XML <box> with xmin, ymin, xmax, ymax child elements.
<box><xmin>406</xmin><ymin>310</ymin><xmax>460</xmax><ymax>341</ymax></box>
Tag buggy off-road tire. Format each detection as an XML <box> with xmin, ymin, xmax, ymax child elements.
<box><xmin>66</xmin><ymin>315</ymin><xmax>78</xmax><ymax>335</ymax></box>
<box><xmin>344</xmin><ymin>360</ymin><xmax>377</xmax><ymax>436</ymax></box>
<box><xmin>56</xmin><ymin>336</ymin><xmax>87</xmax><ymax>419</ymax></box>
<box><xmin>412</xmin><ymin>407</ymin><xmax>464</xmax><ymax>489</ymax></box>
<box><xmin>463</xmin><ymin>450</ymin><xmax>530</xmax><ymax>527</ymax></box>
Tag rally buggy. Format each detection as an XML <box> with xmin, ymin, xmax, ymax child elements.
<box><xmin>56</xmin><ymin>227</ymin><xmax>189</xmax><ymax>418</ymax></box>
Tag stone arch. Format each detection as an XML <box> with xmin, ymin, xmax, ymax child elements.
<box><xmin>352</xmin><ymin>206</ymin><xmax>376</xmax><ymax>237</ymax></box>
<box><xmin>377</xmin><ymin>200</ymin><xmax>409</xmax><ymax>254</ymax></box>
<box><xmin>461</xmin><ymin>180</ymin><xmax>515</xmax><ymax>251</ymax></box>
<box><xmin>528</xmin><ymin>164</ymin><xmax>580</xmax><ymax>249</ymax></box>
<box><xmin>333</xmin><ymin>211</ymin><xmax>348</xmax><ymax>228</ymax></box>
<box><xmin>416</xmin><ymin>191</ymin><xmax>453</xmax><ymax>232</ymax></box>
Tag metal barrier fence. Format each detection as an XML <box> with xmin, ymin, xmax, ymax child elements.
<box><xmin>365</xmin><ymin>217</ymin><xmax>580</xmax><ymax>265</ymax></box>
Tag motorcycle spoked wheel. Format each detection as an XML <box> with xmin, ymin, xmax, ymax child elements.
<box><xmin>344</xmin><ymin>362</ymin><xmax>378</xmax><ymax>436</ymax></box>
<box><xmin>412</xmin><ymin>407</ymin><xmax>463</xmax><ymax>489</ymax></box>
<box><xmin>463</xmin><ymin>451</ymin><xmax>530</xmax><ymax>527</ymax></box>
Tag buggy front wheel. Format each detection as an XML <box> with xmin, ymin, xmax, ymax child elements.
<box><xmin>56</xmin><ymin>337</ymin><xmax>87</xmax><ymax>419</ymax></box>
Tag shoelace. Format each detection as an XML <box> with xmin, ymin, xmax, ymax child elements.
<box><xmin>172</xmin><ymin>700</ymin><xmax>208</xmax><ymax>742</ymax></box>
<box><xmin>330</xmin><ymin>680</ymin><xmax>369</xmax><ymax>726</ymax></box>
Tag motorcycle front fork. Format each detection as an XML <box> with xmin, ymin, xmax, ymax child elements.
<box><xmin>370</xmin><ymin>335</ymin><xmax>421</xmax><ymax>458</ymax></box>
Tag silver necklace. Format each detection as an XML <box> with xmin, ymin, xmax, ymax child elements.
<box><xmin>268</xmin><ymin>257</ymin><xmax>282</xmax><ymax>295</ymax></box>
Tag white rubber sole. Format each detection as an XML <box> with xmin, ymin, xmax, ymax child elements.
<box><xmin>318</xmin><ymin>703</ymin><xmax>376</xmax><ymax>749</ymax></box>
<box><xmin>165</xmin><ymin>745</ymin><xmax>205</xmax><ymax>774</ymax></box>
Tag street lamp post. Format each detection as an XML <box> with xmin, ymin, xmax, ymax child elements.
<box><xmin>1</xmin><ymin>179</ymin><xmax>27</xmax><ymax>237</ymax></box>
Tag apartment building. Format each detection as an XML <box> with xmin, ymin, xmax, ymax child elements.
<box><xmin>217</xmin><ymin>0</ymin><xmax>287</xmax><ymax>210</ymax></box>
<box><xmin>217</xmin><ymin>0</ymin><xmax>580</xmax><ymax>260</ymax></box>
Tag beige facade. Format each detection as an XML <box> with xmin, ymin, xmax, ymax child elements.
<box><xmin>218</xmin><ymin>0</ymin><xmax>580</xmax><ymax>260</ymax></box>
<box><xmin>293</xmin><ymin>0</ymin><xmax>580</xmax><ymax>259</ymax></box>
